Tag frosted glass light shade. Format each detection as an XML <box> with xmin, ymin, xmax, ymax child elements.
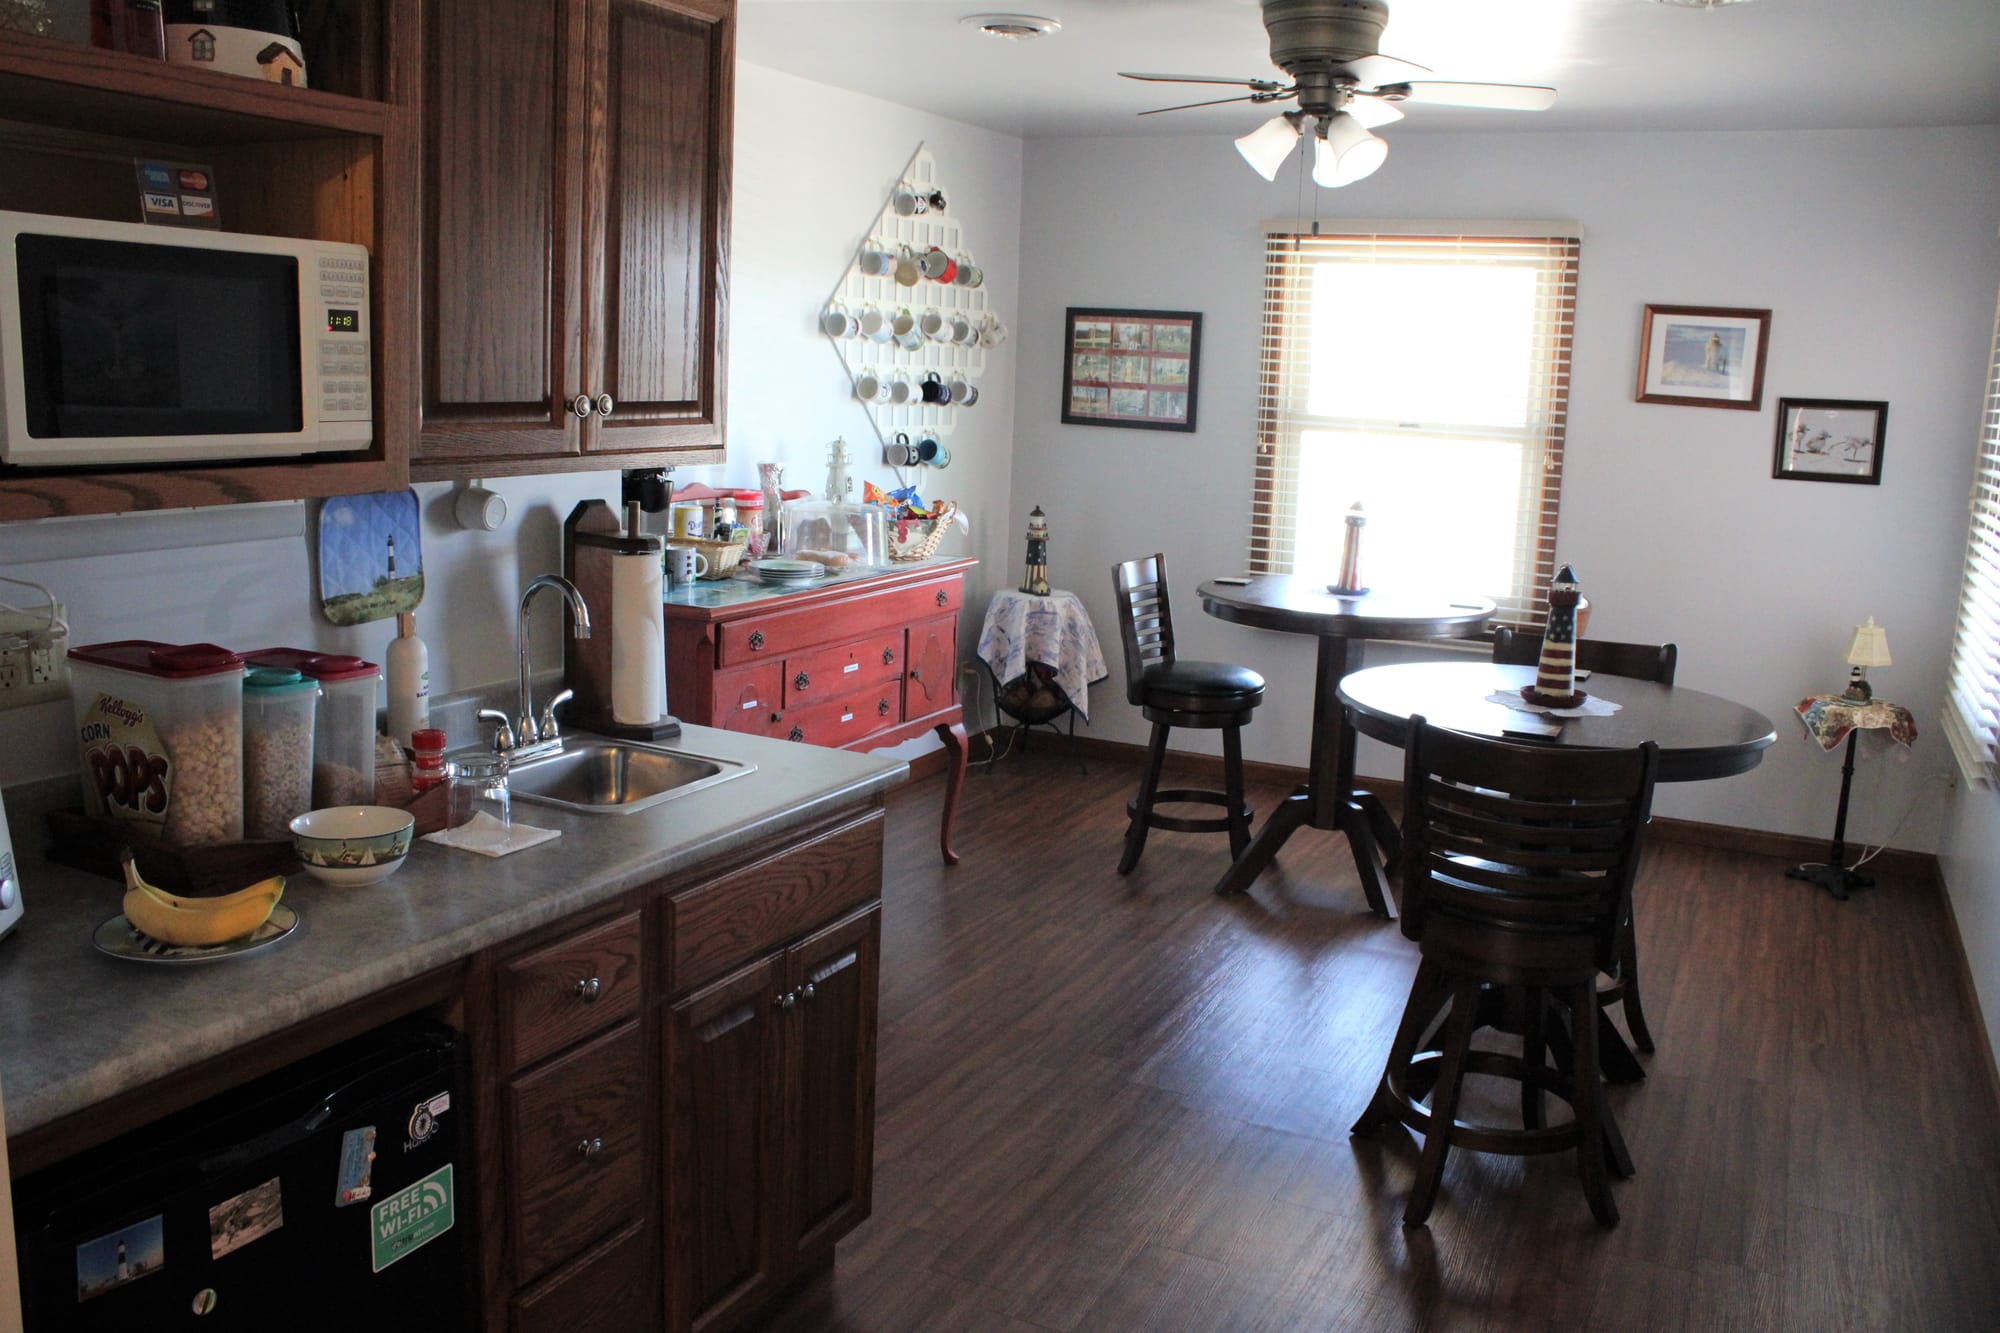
<box><xmin>1311</xmin><ymin>113</ymin><xmax>1388</xmax><ymax>187</ymax></box>
<box><xmin>1235</xmin><ymin>114</ymin><xmax>1302</xmax><ymax>181</ymax></box>
<box><xmin>1846</xmin><ymin>616</ymin><xmax>1891</xmax><ymax>667</ymax></box>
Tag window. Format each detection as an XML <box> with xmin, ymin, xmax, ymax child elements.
<box><xmin>1942</xmin><ymin>285</ymin><xmax>2000</xmax><ymax>787</ymax></box>
<box><xmin>1250</xmin><ymin>224</ymin><xmax>1580</xmax><ymax>624</ymax></box>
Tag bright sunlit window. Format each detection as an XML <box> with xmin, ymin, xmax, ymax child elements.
<box><xmin>1250</xmin><ymin>226</ymin><xmax>1581</xmax><ymax>623</ymax></box>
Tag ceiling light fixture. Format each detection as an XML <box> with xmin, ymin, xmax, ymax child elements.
<box><xmin>959</xmin><ymin>13</ymin><xmax>1061</xmax><ymax>40</ymax></box>
<box><xmin>1311</xmin><ymin>113</ymin><xmax>1388</xmax><ymax>188</ymax></box>
<box><xmin>1645</xmin><ymin>0</ymin><xmax>1753</xmax><ymax>8</ymax></box>
<box><xmin>1234</xmin><ymin>113</ymin><xmax>1305</xmax><ymax>181</ymax></box>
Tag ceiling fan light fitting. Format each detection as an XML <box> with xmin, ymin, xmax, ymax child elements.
<box><xmin>1312</xmin><ymin>112</ymin><xmax>1387</xmax><ymax>187</ymax></box>
<box><xmin>959</xmin><ymin>13</ymin><xmax>1062</xmax><ymax>40</ymax></box>
<box><xmin>1645</xmin><ymin>0</ymin><xmax>1753</xmax><ymax>7</ymax></box>
<box><xmin>1236</xmin><ymin>113</ymin><xmax>1305</xmax><ymax>181</ymax></box>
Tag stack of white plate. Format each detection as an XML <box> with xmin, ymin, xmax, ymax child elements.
<box><xmin>754</xmin><ymin>559</ymin><xmax>828</xmax><ymax>586</ymax></box>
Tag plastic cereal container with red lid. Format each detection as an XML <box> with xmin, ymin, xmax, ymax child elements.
<box><xmin>244</xmin><ymin>647</ymin><xmax>381</xmax><ymax>807</ymax></box>
<box><xmin>68</xmin><ymin>640</ymin><xmax>246</xmax><ymax>846</ymax></box>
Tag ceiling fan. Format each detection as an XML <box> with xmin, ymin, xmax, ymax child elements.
<box><xmin>1121</xmin><ymin>0</ymin><xmax>1557</xmax><ymax>187</ymax></box>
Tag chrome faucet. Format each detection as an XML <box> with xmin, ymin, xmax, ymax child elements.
<box><xmin>480</xmin><ymin>573</ymin><xmax>592</xmax><ymax>762</ymax></box>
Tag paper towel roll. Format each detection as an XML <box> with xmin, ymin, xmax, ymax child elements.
<box><xmin>611</xmin><ymin>550</ymin><xmax>667</xmax><ymax>724</ymax></box>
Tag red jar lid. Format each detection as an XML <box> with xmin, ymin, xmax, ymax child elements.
<box><xmin>410</xmin><ymin>727</ymin><xmax>447</xmax><ymax>754</ymax></box>
<box><xmin>731</xmin><ymin>489</ymin><xmax>764</xmax><ymax>505</ymax></box>
<box><xmin>244</xmin><ymin>647</ymin><xmax>381</xmax><ymax>681</ymax></box>
<box><xmin>69</xmin><ymin>640</ymin><xmax>245</xmax><ymax>679</ymax></box>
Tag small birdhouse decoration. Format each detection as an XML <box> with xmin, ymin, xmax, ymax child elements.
<box><xmin>1329</xmin><ymin>500</ymin><xmax>1368</xmax><ymax>596</ymax></box>
<box><xmin>1523</xmin><ymin>563</ymin><xmax>1587</xmax><ymax>708</ymax></box>
<box><xmin>1020</xmin><ymin>505</ymin><xmax>1051</xmax><ymax>597</ymax></box>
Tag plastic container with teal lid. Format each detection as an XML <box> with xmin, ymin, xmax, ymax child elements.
<box><xmin>244</xmin><ymin>647</ymin><xmax>381</xmax><ymax>808</ymax></box>
<box><xmin>67</xmin><ymin>640</ymin><xmax>246</xmax><ymax>846</ymax></box>
<box><xmin>242</xmin><ymin>668</ymin><xmax>320</xmax><ymax>840</ymax></box>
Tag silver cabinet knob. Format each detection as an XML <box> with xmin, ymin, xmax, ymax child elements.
<box><xmin>0</xmin><ymin>876</ymin><xmax>13</xmax><ymax>909</ymax></box>
<box><xmin>800</xmin><ymin>982</ymin><xmax>817</xmax><ymax>1003</ymax></box>
<box><xmin>577</xmin><ymin>1136</ymin><xmax>604</xmax><ymax>1160</ymax></box>
<box><xmin>573</xmin><ymin>394</ymin><xmax>593</xmax><ymax>419</ymax></box>
<box><xmin>575</xmin><ymin>976</ymin><xmax>601</xmax><ymax>1003</ymax></box>
<box><xmin>777</xmin><ymin>990</ymin><xmax>797</xmax><ymax>1010</ymax></box>
<box><xmin>595</xmin><ymin>393</ymin><xmax>615</xmax><ymax>417</ymax></box>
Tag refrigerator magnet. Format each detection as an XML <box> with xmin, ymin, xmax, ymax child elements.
<box><xmin>209</xmin><ymin>1177</ymin><xmax>285</xmax><ymax>1261</ymax></box>
<box><xmin>336</xmin><ymin>1125</ymin><xmax>379</xmax><ymax>1207</ymax></box>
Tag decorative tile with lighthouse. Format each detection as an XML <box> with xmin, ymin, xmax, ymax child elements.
<box><xmin>316</xmin><ymin>489</ymin><xmax>425</xmax><ymax>626</ymax></box>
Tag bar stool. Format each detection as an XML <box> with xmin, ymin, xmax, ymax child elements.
<box><xmin>1111</xmin><ymin>553</ymin><xmax>1265</xmax><ymax>875</ymax></box>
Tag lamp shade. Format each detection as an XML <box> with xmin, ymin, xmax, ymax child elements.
<box><xmin>1845</xmin><ymin>616</ymin><xmax>1891</xmax><ymax>667</ymax></box>
<box><xmin>1235</xmin><ymin>113</ymin><xmax>1301</xmax><ymax>181</ymax></box>
<box><xmin>1311</xmin><ymin>113</ymin><xmax>1388</xmax><ymax>188</ymax></box>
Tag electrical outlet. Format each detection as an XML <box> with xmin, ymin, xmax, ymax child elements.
<box><xmin>0</xmin><ymin>599</ymin><xmax>68</xmax><ymax>709</ymax></box>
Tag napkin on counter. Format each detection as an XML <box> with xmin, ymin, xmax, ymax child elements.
<box><xmin>422</xmin><ymin>812</ymin><xmax>561</xmax><ymax>857</ymax></box>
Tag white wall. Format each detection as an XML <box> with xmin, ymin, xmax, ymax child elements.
<box><xmin>0</xmin><ymin>62</ymin><xmax>1021</xmax><ymax>786</ymax></box>
<box><xmin>1016</xmin><ymin>125</ymin><xmax>2000</xmax><ymax>850</ymax></box>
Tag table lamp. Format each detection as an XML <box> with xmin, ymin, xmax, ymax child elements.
<box><xmin>1844</xmin><ymin>617</ymin><xmax>1890</xmax><ymax>701</ymax></box>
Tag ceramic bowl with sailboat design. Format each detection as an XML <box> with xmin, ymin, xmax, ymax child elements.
<box><xmin>289</xmin><ymin>806</ymin><xmax>415</xmax><ymax>885</ymax></box>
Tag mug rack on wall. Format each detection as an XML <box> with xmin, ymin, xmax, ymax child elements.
<box><xmin>820</xmin><ymin>144</ymin><xmax>999</xmax><ymax>478</ymax></box>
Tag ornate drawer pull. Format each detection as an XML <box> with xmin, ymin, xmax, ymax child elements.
<box><xmin>748</xmin><ymin>630</ymin><xmax>766</xmax><ymax>651</ymax></box>
<box><xmin>936</xmin><ymin>589</ymin><xmax>948</xmax><ymax>607</ymax></box>
<box><xmin>789</xmin><ymin>725</ymin><xmax>805</xmax><ymax>742</ymax></box>
<box><xmin>794</xmin><ymin>670</ymin><xmax>810</xmax><ymax>690</ymax></box>
<box><xmin>882</xmin><ymin>647</ymin><xmax>895</xmax><ymax>665</ymax></box>
<box><xmin>877</xmin><ymin>698</ymin><xmax>890</xmax><ymax>716</ymax></box>
<box><xmin>577</xmin><ymin>1136</ymin><xmax>605</xmax><ymax>1161</ymax></box>
<box><xmin>574</xmin><ymin>976</ymin><xmax>601</xmax><ymax>1003</ymax></box>
<box><xmin>908</xmin><ymin>668</ymin><xmax>921</xmax><ymax>682</ymax></box>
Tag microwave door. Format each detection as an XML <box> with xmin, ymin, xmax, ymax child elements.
<box><xmin>6</xmin><ymin>233</ymin><xmax>307</xmax><ymax>466</ymax></box>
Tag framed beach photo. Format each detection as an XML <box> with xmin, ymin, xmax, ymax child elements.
<box><xmin>1061</xmin><ymin>307</ymin><xmax>1202</xmax><ymax>431</ymax></box>
<box><xmin>1773</xmin><ymin>398</ymin><xmax>1887</xmax><ymax>485</ymax></box>
<box><xmin>1635</xmin><ymin>304</ymin><xmax>1771</xmax><ymax>410</ymax></box>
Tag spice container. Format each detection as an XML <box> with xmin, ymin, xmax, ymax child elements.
<box><xmin>244</xmin><ymin>649</ymin><xmax>382</xmax><ymax>807</ymax></box>
<box><xmin>410</xmin><ymin>728</ymin><xmax>449</xmax><ymax>793</ymax></box>
<box><xmin>735</xmin><ymin>489</ymin><xmax>768</xmax><ymax>556</ymax></box>
<box><xmin>69</xmin><ymin>641</ymin><xmax>246</xmax><ymax>846</ymax></box>
<box><xmin>241</xmin><ymin>668</ymin><xmax>319</xmax><ymax>839</ymax></box>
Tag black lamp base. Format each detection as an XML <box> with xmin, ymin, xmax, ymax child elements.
<box><xmin>1786</xmin><ymin>861</ymin><xmax>1873</xmax><ymax>902</ymax></box>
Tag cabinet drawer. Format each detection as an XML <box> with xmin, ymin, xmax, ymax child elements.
<box><xmin>500</xmin><ymin>912</ymin><xmax>644</xmax><ymax>1071</ymax></box>
<box><xmin>667</xmin><ymin>812</ymin><xmax>885</xmax><ymax>993</ymax></box>
<box><xmin>712</xmin><ymin>662</ymin><xmax>784</xmax><ymax>733</ymax></box>
<box><xmin>716</xmin><ymin>577</ymin><xmax>964</xmax><ymax>666</ymax></box>
<box><xmin>770</xmin><ymin>687</ymin><xmax>901</xmax><ymax>748</ymax></box>
<box><xmin>507</xmin><ymin>1020</ymin><xmax>647</xmax><ymax>1285</ymax></box>
<box><xmin>785</xmin><ymin>631</ymin><xmax>904</xmax><ymax>706</ymax></box>
<box><xmin>512</xmin><ymin>1220</ymin><xmax>653</xmax><ymax>1333</ymax></box>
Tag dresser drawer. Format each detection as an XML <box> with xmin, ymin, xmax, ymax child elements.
<box><xmin>716</xmin><ymin>577</ymin><xmax>964</xmax><ymax>666</ymax></box>
<box><xmin>500</xmin><ymin>912</ymin><xmax>643</xmax><ymax>1071</ymax></box>
<box><xmin>712</xmin><ymin>662</ymin><xmax>785</xmax><ymax>732</ymax></box>
<box><xmin>770</xmin><ymin>687</ymin><xmax>901</xmax><ymax>747</ymax></box>
<box><xmin>667</xmin><ymin>812</ymin><xmax>884</xmax><ymax>993</ymax></box>
<box><xmin>511</xmin><ymin>1220</ymin><xmax>653</xmax><ymax>1333</ymax></box>
<box><xmin>507</xmin><ymin>1020</ymin><xmax>647</xmax><ymax>1284</ymax></box>
<box><xmin>785</xmin><ymin>631</ymin><xmax>904</xmax><ymax>706</ymax></box>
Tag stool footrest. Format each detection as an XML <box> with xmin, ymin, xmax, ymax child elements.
<box><xmin>1127</xmin><ymin>787</ymin><xmax>1253</xmax><ymax>836</ymax></box>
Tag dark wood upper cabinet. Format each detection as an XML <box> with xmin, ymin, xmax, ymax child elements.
<box><xmin>415</xmin><ymin>0</ymin><xmax>731</xmax><ymax>480</ymax></box>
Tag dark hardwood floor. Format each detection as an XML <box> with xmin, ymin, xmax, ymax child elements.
<box><xmin>761</xmin><ymin>749</ymin><xmax>2000</xmax><ymax>1331</ymax></box>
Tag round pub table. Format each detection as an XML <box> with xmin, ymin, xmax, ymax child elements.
<box><xmin>1197</xmin><ymin>578</ymin><xmax>1494</xmax><ymax>915</ymax></box>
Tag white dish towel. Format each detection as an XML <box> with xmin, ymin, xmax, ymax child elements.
<box><xmin>422</xmin><ymin>812</ymin><xmax>561</xmax><ymax>858</ymax></box>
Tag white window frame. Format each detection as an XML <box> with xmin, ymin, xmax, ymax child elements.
<box><xmin>1943</xmin><ymin>285</ymin><xmax>2000</xmax><ymax>788</ymax></box>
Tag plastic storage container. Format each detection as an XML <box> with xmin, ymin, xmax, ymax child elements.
<box><xmin>244</xmin><ymin>649</ymin><xmax>382</xmax><ymax>808</ymax></box>
<box><xmin>242</xmin><ymin>668</ymin><xmax>320</xmax><ymax>840</ymax></box>
<box><xmin>69</xmin><ymin>641</ymin><xmax>246</xmax><ymax>846</ymax></box>
<box><xmin>779</xmin><ymin>500</ymin><xmax>888</xmax><ymax>570</ymax></box>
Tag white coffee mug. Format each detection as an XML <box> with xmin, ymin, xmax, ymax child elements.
<box><xmin>952</xmin><ymin>253</ymin><xmax>977</xmax><ymax>287</ymax></box>
<box><xmin>948</xmin><ymin>372</ymin><xmax>971</xmax><ymax>402</ymax></box>
<box><xmin>959</xmin><ymin>383</ymin><xmax>980</xmax><ymax>407</ymax></box>
<box><xmin>860</xmin><ymin>303</ymin><xmax>891</xmax><ymax>342</ymax></box>
<box><xmin>892</xmin><ymin>182</ymin><xmax>927</xmax><ymax>216</ymax></box>
<box><xmin>894</xmin><ymin>246</ymin><xmax>921</xmax><ymax>287</ymax></box>
<box><xmin>980</xmin><ymin>314</ymin><xmax>1007</xmax><ymax>348</ymax></box>
<box><xmin>919</xmin><ymin>308</ymin><xmax>948</xmax><ymax>341</ymax></box>
<box><xmin>949</xmin><ymin>314</ymin><xmax>977</xmax><ymax>345</ymax></box>
<box><xmin>888</xmin><ymin>372</ymin><xmax>914</xmax><ymax>405</ymax></box>
<box><xmin>858</xmin><ymin>239</ymin><xmax>896</xmax><ymax>277</ymax></box>
<box><xmin>664</xmin><ymin>544</ymin><xmax>710</xmax><ymax>585</ymax></box>
<box><xmin>855</xmin><ymin>369</ymin><xmax>893</xmax><ymax>403</ymax></box>
<box><xmin>890</xmin><ymin>305</ymin><xmax>916</xmax><ymax>339</ymax></box>
<box><xmin>819</xmin><ymin>301</ymin><xmax>856</xmax><ymax>338</ymax></box>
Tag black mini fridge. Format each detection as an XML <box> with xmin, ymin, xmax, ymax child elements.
<box><xmin>15</xmin><ymin>1018</ymin><xmax>470</xmax><ymax>1331</ymax></box>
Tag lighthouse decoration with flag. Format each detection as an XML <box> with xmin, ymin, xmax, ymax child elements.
<box><xmin>1523</xmin><ymin>563</ymin><xmax>1587</xmax><ymax>708</ymax></box>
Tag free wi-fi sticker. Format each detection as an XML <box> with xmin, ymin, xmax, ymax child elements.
<box><xmin>369</xmin><ymin>1163</ymin><xmax>455</xmax><ymax>1274</ymax></box>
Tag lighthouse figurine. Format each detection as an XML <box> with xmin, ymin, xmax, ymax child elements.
<box><xmin>1329</xmin><ymin>501</ymin><xmax>1368</xmax><ymax>597</ymax></box>
<box><xmin>1523</xmin><ymin>563</ymin><xmax>1587</xmax><ymax>708</ymax></box>
<box><xmin>1020</xmin><ymin>506</ymin><xmax>1051</xmax><ymax>596</ymax></box>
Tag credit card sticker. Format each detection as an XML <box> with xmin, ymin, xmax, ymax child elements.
<box><xmin>336</xmin><ymin>1125</ymin><xmax>379</xmax><ymax>1207</ymax></box>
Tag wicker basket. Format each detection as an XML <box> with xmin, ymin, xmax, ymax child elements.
<box><xmin>681</xmin><ymin>537</ymin><xmax>747</xmax><ymax>579</ymax></box>
<box><xmin>887</xmin><ymin>503</ymin><xmax>956</xmax><ymax>562</ymax></box>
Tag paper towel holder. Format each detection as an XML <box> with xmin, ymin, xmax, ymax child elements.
<box><xmin>562</xmin><ymin>499</ymin><xmax>682</xmax><ymax>741</ymax></box>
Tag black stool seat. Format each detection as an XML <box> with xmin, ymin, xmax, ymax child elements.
<box><xmin>1114</xmin><ymin>554</ymin><xmax>1262</xmax><ymax>875</ymax></box>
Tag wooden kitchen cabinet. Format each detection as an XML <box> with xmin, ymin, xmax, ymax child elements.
<box><xmin>663</xmin><ymin>558</ymin><xmax>977</xmax><ymax>864</ymax></box>
<box><xmin>413</xmin><ymin>0</ymin><xmax>732</xmax><ymax>480</ymax></box>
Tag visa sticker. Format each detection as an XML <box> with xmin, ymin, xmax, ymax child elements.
<box><xmin>142</xmin><ymin>192</ymin><xmax>181</xmax><ymax>215</ymax></box>
<box><xmin>335</xmin><ymin>1125</ymin><xmax>378</xmax><ymax>1207</ymax></box>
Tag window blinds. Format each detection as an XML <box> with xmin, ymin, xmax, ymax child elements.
<box><xmin>1943</xmin><ymin>286</ymin><xmax>2000</xmax><ymax>787</ymax></box>
<box><xmin>1251</xmin><ymin>228</ymin><xmax>1580</xmax><ymax>625</ymax></box>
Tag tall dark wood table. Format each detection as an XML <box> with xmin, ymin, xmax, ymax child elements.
<box><xmin>1197</xmin><ymin>579</ymin><xmax>1494</xmax><ymax>914</ymax></box>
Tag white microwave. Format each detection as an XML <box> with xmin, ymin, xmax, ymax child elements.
<box><xmin>0</xmin><ymin>210</ymin><xmax>372</xmax><ymax>468</ymax></box>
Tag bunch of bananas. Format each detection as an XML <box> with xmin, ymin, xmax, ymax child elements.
<box><xmin>120</xmin><ymin>851</ymin><xmax>285</xmax><ymax>947</ymax></box>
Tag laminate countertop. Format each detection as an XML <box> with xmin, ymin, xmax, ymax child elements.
<box><xmin>0</xmin><ymin>724</ymin><xmax>907</xmax><ymax>1138</ymax></box>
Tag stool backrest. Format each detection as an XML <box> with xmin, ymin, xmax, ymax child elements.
<box><xmin>1112</xmin><ymin>553</ymin><xmax>1176</xmax><ymax>707</ymax></box>
<box><xmin>1492</xmin><ymin>627</ymin><xmax>1678</xmax><ymax>685</ymax></box>
<box><xmin>1400</xmin><ymin>716</ymin><xmax>1659</xmax><ymax>971</ymax></box>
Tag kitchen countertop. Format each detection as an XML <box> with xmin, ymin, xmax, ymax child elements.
<box><xmin>0</xmin><ymin>724</ymin><xmax>907</xmax><ymax>1139</ymax></box>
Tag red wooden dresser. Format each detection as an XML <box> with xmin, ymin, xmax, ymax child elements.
<box><xmin>662</xmin><ymin>556</ymin><xmax>975</xmax><ymax>863</ymax></box>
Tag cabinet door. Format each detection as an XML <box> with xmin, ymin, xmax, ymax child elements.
<box><xmin>664</xmin><ymin>951</ymin><xmax>783</xmax><ymax>1333</ymax></box>
<box><xmin>585</xmin><ymin>0</ymin><xmax>733</xmax><ymax>456</ymax></box>
<box><xmin>905</xmin><ymin>613</ymin><xmax>959</xmax><ymax>720</ymax></box>
<box><xmin>782</xmin><ymin>905</ymin><xmax>880</xmax><ymax>1268</ymax></box>
<box><xmin>419</xmin><ymin>0</ymin><xmax>587</xmax><ymax>462</ymax></box>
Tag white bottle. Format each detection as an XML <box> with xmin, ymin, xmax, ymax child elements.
<box><xmin>385</xmin><ymin>611</ymin><xmax>431</xmax><ymax>748</ymax></box>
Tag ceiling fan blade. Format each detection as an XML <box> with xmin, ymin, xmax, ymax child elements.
<box><xmin>1344</xmin><ymin>95</ymin><xmax>1405</xmax><ymax>129</ymax></box>
<box><xmin>1120</xmin><ymin>72</ymin><xmax>1287</xmax><ymax>92</ymax></box>
<box><xmin>1337</xmin><ymin>53</ymin><xmax>1432</xmax><ymax>85</ymax></box>
<box><xmin>1384</xmin><ymin>81</ymin><xmax>1558</xmax><ymax>111</ymax></box>
<box><xmin>1139</xmin><ymin>93</ymin><xmax>1267</xmax><ymax>116</ymax></box>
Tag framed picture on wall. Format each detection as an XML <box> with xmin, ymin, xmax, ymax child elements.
<box><xmin>1772</xmin><ymin>397</ymin><xmax>1887</xmax><ymax>485</ymax></box>
<box><xmin>1061</xmin><ymin>307</ymin><xmax>1202</xmax><ymax>431</ymax></box>
<box><xmin>1635</xmin><ymin>304</ymin><xmax>1772</xmax><ymax>410</ymax></box>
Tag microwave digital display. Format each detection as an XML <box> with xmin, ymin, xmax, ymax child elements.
<box><xmin>14</xmin><ymin>234</ymin><xmax>304</xmax><ymax>440</ymax></box>
<box><xmin>326</xmin><ymin>308</ymin><xmax>359</xmax><ymax>333</ymax></box>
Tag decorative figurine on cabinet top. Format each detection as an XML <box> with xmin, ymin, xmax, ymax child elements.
<box><xmin>1329</xmin><ymin>501</ymin><xmax>1368</xmax><ymax>597</ymax></box>
<box><xmin>1021</xmin><ymin>506</ymin><xmax>1051</xmax><ymax>597</ymax></box>
<box><xmin>1523</xmin><ymin>563</ymin><xmax>1587</xmax><ymax>708</ymax></box>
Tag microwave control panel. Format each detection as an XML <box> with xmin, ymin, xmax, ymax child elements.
<box><xmin>315</xmin><ymin>252</ymin><xmax>373</xmax><ymax>424</ymax></box>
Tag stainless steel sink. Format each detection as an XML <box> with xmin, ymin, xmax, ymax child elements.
<box><xmin>504</xmin><ymin>739</ymin><xmax>754</xmax><ymax>815</ymax></box>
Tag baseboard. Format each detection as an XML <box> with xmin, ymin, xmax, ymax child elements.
<box><xmin>1933</xmin><ymin>859</ymin><xmax>2000</xmax><ymax>1122</ymax></box>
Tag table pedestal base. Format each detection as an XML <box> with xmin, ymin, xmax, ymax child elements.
<box><xmin>1210</xmin><ymin>783</ymin><xmax>1398</xmax><ymax>918</ymax></box>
